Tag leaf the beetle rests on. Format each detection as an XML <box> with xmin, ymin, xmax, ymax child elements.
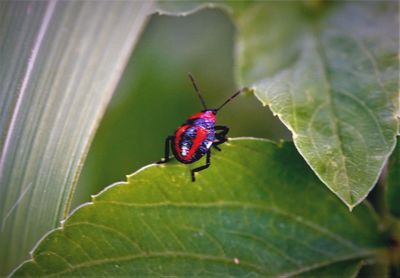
<box><xmin>13</xmin><ymin>139</ymin><xmax>384</xmax><ymax>277</ymax></box>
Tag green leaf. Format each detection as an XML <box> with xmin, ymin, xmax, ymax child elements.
<box><xmin>13</xmin><ymin>139</ymin><xmax>383</xmax><ymax>276</ymax></box>
<box><xmin>236</xmin><ymin>2</ymin><xmax>399</xmax><ymax>209</ymax></box>
<box><xmin>387</xmin><ymin>136</ymin><xmax>400</xmax><ymax>218</ymax></box>
<box><xmin>157</xmin><ymin>2</ymin><xmax>399</xmax><ymax>209</ymax></box>
<box><xmin>295</xmin><ymin>259</ymin><xmax>363</xmax><ymax>278</ymax></box>
<box><xmin>0</xmin><ymin>1</ymin><xmax>152</xmax><ymax>275</ymax></box>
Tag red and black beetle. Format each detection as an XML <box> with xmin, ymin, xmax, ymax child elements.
<box><xmin>157</xmin><ymin>73</ymin><xmax>246</xmax><ymax>181</ymax></box>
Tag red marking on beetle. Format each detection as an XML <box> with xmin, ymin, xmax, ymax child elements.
<box><xmin>174</xmin><ymin>124</ymin><xmax>189</xmax><ymax>161</ymax></box>
<box><xmin>187</xmin><ymin>126</ymin><xmax>208</xmax><ymax>159</ymax></box>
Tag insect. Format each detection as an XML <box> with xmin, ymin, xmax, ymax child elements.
<box><xmin>157</xmin><ymin>73</ymin><xmax>246</xmax><ymax>181</ymax></box>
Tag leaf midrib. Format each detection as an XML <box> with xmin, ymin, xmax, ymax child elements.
<box><xmin>312</xmin><ymin>25</ymin><xmax>353</xmax><ymax>203</ymax></box>
<box><xmin>37</xmin><ymin>251</ymin><xmax>266</xmax><ymax>277</ymax></box>
<box><xmin>34</xmin><ymin>249</ymin><xmax>375</xmax><ymax>277</ymax></box>
<box><xmin>80</xmin><ymin>200</ymin><xmax>363</xmax><ymax>250</ymax></box>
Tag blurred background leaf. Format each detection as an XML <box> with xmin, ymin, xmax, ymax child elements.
<box><xmin>383</xmin><ymin>137</ymin><xmax>400</xmax><ymax>277</ymax></box>
<box><xmin>72</xmin><ymin>9</ymin><xmax>290</xmax><ymax>208</ymax></box>
<box><xmin>0</xmin><ymin>1</ymin><xmax>152</xmax><ymax>275</ymax></box>
<box><xmin>387</xmin><ymin>137</ymin><xmax>400</xmax><ymax>218</ymax></box>
<box><xmin>15</xmin><ymin>139</ymin><xmax>385</xmax><ymax>277</ymax></box>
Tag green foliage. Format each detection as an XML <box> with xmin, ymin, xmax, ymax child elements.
<box><xmin>13</xmin><ymin>139</ymin><xmax>384</xmax><ymax>276</ymax></box>
<box><xmin>2</xmin><ymin>1</ymin><xmax>399</xmax><ymax>277</ymax></box>
<box><xmin>73</xmin><ymin>9</ymin><xmax>289</xmax><ymax>208</ymax></box>
<box><xmin>237</xmin><ymin>1</ymin><xmax>398</xmax><ymax>209</ymax></box>
<box><xmin>0</xmin><ymin>1</ymin><xmax>152</xmax><ymax>275</ymax></box>
<box><xmin>387</xmin><ymin>137</ymin><xmax>400</xmax><ymax>217</ymax></box>
<box><xmin>158</xmin><ymin>1</ymin><xmax>399</xmax><ymax>210</ymax></box>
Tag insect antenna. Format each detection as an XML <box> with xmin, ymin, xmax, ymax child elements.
<box><xmin>188</xmin><ymin>73</ymin><xmax>207</xmax><ymax>110</ymax></box>
<box><xmin>216</xmin><ymin>88</ymin><xmax>247</xmax><ymax>111</ymax></box>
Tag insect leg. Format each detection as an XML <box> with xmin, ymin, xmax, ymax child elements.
<box><xmin>157</xmin><ymin>136</ymin><xmax>174</xmax><ymax>164</ymax></box>
<box><xmin>191</xmin><ymin>150</ymin><xmax>211</xmax><ymax>182</ymax></box>
<box><xmin>213</xmin><ymin>125</ymin><xmax>229</xmax><ymax>151</ymax></box>
<box><xmin>213</xmin><ymin>144</ymin><xmax>222</xmax><ymax>151</ymax></box>
<box><xmin>215</xmin><ymin>125</ymin><xmax>229</xmax><ymax>137</ymax></box>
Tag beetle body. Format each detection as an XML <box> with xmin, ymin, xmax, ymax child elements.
<box><xmin>157</xmin><ymin>74</ymin><xmax>245</xmax><ymax>181</ymax></box>
<box><xmin>172</xmin><ymin>110</ymin><xmax>216</xmax><ymax>164</ymax></box>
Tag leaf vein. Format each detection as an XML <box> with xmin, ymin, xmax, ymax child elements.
<box><xmin>95</xmin><ymin>200</ymin><xmax>361</xmax><ymax>250</ymax></box>
<box><xmin>67</xmin><ymin>221</ymin><xmax>143</xmax><ymax>252</ymax></box>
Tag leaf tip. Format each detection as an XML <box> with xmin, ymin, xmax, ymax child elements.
<box><xmin>347</xmin><ymin>204</ymin><xmax>354</xmax><ymax>212</ymax></box>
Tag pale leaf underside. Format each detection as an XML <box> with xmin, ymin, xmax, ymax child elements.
<box><xmin>0</xmin><ymin>1</ymin><xmax>153</xmax><ymax>274</ymax></box>
<box><xmin>237</xmin><ymin>2</ymin><xmax>399</xmax><ymax>209</ymax></box>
